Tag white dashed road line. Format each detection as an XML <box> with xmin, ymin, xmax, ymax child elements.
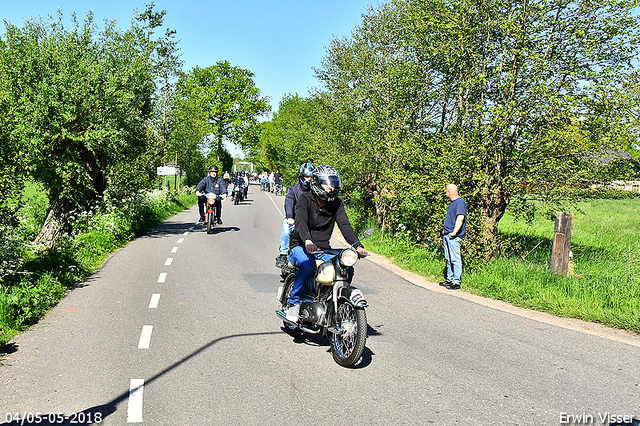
<box><xmin>128</xmin><ymin>226</ymin><xmax>190</xmax><ymax>422</ymax></box>
<box><xmin>127</xmin><ymin>379</ymin><xmax>145</xmax><ymax>423</ymax></box>
<box><xmin>137</xmin><ymin>325</ymin><xmax>153</xmax><ymax>349</ymax></box>
<box><xmin>266</xmin><ymin>192</ymin><xmax>285</xmax><ymax>219</ymax></box>
<box><xmin>149</xmin><ymin>294</ymin><xmax>161</xmax><ymax>309</ymax></box>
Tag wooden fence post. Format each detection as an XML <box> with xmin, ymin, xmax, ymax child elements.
<box><xmin>550</xmin><ymin>212</ymin><xmax>573</xmax><ymax>275</ymax></box>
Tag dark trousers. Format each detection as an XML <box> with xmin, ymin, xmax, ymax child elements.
<box><xmin>198</xmin><ymin>195</ymin><xmax>221</xmax><ymax>220</ymax></box>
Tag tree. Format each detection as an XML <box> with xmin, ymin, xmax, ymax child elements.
<box><xmin>182</xmin><ymin>61</ymin><xmax>271</xmax><ymax>161</ymax></box>
<box><xmin>0</xmin><ymin>88</ymin><xmax>25</xmax><ymax>234</ymax></box>
<box><xmin>164</xmin><ymin>80</ymin><xmax>209</xmax><ymax>185</ymax></box>
<box><xmin>0</xmin><ymin>7</ymin><xmax>167</xmax><ymax>246</ymax></box>
<box><xmin>315</xmin><ymin>0</ymin><xmax>640</xmax><ymax>258</ymax></box>
<box><xmin>258</xmin><ymin>95</ymin><xmax>317</xmax><ymax>182</ymax></box>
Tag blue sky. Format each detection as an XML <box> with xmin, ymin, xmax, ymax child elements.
<box><xmin>0</xmin><ymin>0</ymin><xmax>376</xmax><ymax>112</ymax></box>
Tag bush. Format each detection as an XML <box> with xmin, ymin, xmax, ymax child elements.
<box><xmin>6</xmin><ymin>273</ymin><xmax>66</xmax><ymax>329</ymax></box>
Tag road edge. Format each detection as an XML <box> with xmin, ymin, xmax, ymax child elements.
<box><xmin>332</xmin><ymin>230</ymin><xmax>640</xmax><ymax>348</ymax></box>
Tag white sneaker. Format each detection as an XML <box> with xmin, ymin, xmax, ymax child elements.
<box><xmin>285</xmin><ymin>304</ymin><xmax>300</xmax><ymax>323</ymax></box>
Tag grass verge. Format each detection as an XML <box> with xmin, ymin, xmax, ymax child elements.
<box><xmin>353</xmin><ymin>197</ymin><xmax>640</xmax><ymax>334</ymax></box>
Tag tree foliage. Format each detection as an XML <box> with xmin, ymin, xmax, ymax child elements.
<box><xmin>0</xmin><ymin>6</ymin><xmax>173</xmax><ymax>246</ymax></box>
<box><xmin>309</xmin><ymin>0</ymin><xmax>640</xmax><ymax>258</ymax></box>
<box><xmin>0</xmin><ymin>88</ymin><xmax>25</xmax><ymax>233</ymax></box>
<box><xmin>181</xmin><ymin>61</ymin><xmax>271</xmax><ymax>161</ymax></box>
<box><xmin>256</xmin><ymin>94</ymin><xmax>332</xmax><ymax>183</ymax></box>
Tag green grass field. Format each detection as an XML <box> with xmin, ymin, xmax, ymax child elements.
<box><xmin>361</xmin><ymin>198</ymin><xmax>640</xmax><ymax>334</ymax></box>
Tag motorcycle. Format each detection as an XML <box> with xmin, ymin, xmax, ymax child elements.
<box><xmin>233</xmin><ymin>185</ymin><xmax>244</xmax><ymax>204</ymax></box>
<box><xmin>274</xmin><ymin>183</ymin><xmax>285</xmax><ymax>196</ymax></box>
<box><xmin>205</xmin><ymin>193</ymin><xmax>219</xmax><ymax>234</ymax></box>
<box><xmin>276</xmin><ymin>227</ymin><xmax>374</xmax><ymax>367</ymax></box>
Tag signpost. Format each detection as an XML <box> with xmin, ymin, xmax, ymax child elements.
<box><xmin>156</xmin><ymin>166</ymin><xmax>177</xmax><ymax>189</ymax></box>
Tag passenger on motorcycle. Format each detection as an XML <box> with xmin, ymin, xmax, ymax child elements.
<box><xmin>284</xmin><ymin>165</ymin><xmax>368</xmax><ymax>323</ymax></box>
<box><xmin>242</xmin><ymin>172</ymin><xmax>249</xmax><ymax>198</ymax></box>
<box><xmin>232</xmin><ymin>173</ymin><xmax>245</xmax><ymax>200</ymax></box>
<box><xmin>195</xmin><ymin>165</ymin><xmax>227</xmax><ymax>224</ymax></box>
<box><xmin>260</xmin><ymin>174</ymin><xmax>268</xmax><ymax>191</ymax></box>
<box><xmin>275</xmin><ymin>162</ymin><xmax>313</xmax><ymax>268</ymax></box>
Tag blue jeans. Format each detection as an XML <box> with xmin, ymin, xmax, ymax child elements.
<box><xmin>287</xmin><ymin>246</ymin><xmax>334</xmax><ymax>306</ymax></box>
<box><xmin>443</xmin><ymin>235</ymin><xmax>462</xmax><ymax>285</ymax></box>
<box><xmin>279</xmin><ymin>219</ymin><xmax>294</xmax><ymax>255</ymax></box>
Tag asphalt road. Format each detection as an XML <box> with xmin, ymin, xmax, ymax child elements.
<box><xmin>1</xmin><ymin>183</ymin><xmax>639</xmax><ymax>426</ymax></box>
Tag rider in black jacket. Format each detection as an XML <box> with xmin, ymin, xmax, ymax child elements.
<box><xmin>195</xmin><ymin>165</ymin><xmax>227</xmax><ymax>224</ymax></box>
<box><xmin>284</xmin><ymin>165</ymin><xmax>368</xmax><ymax>322</ymax></box>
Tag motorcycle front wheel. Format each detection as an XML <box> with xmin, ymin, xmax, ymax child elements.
<box><xmin>206</xmin><ymin>212</ymin><xmax>213</xmax><ymax>234</ymax></box>
<box><xmin>331</xmin><ymin>302</ymin><xmax>367</xmax><ymax>367</ymax></box>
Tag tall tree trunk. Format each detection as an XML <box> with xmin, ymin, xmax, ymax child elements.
<box><xmin>34</xmin><ymin>197</ymin><xmax>75</xmax><ymax>248</ymax></box>
<box><xmin>478</xmin><ymin>187</ymin><xmax>509</xmax><ymax>259</ymax></box>
<box><xmin>36</xmin><ymin>141</ymin><xmax>106</xmax><ymax>248</ymax></box>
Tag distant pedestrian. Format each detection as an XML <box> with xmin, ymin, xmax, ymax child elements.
<box><xmin>269</xmin><ymin>171</ymin><xmax>275</xmax><ymax>192</ymax></box>
<box><xmin>440</xmin><ymin>184</ymin><xmax>467</xmax><ymax>290</ymax></box>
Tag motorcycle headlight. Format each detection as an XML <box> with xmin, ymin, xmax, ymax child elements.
<box><xmin>340</xmin><ymin>248</ymin><xmax>358</xmax><ymax>267</ymax></box>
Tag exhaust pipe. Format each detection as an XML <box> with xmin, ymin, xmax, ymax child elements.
<box><xmin>275</xmin><ymin>310</ymin><xmax>322</xmax><ymax>334</ymax></box>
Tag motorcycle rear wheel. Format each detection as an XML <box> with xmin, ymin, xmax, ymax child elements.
<box><xmin>330</xmin><ymin>302</ymin><xmax>367</xmax><ymax>367</ymax></box>
<box><xmin>281</xmin><ymin>274</ymin><xmax>302</xmax><ymax>337</ymax></box>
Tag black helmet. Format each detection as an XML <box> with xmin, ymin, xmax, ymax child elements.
<box><xmin>298</xmin><ymin>162</ymin><xmax>314</xmax><ymax>187</ymax></box>
<box><xmin>209</xmin><ymin>165</ymin><xmax>219</xmax><ymax>172</ymax></box>
<box><xmin>310</xmin><ymin>165</ymin><xmax>341</xmax><ymax>202</ymax></box>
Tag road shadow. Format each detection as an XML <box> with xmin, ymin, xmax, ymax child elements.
<box><xmin>0</xmin><ymin>331</ymin><xmax>281</xmax><ymax>425</ymax></box>
<box><xmin>0</xmin><ymin>342</ymin><xmax>18</xmax><ymax>365</ymax></box>
<box><xmin>285</xmin><ymin>323</ymin><xmax>380</xmax><ymax>368</ymax></box>
<box><xmin>202</xmin><ymin>226</ymin><xmax>241</xmax><ymax>235</ymax></box>
<box><xmin>244</xmin><ymin>273</ymin><xmax>282</xmax><ymax>293</ymax></box>
<box><xmin>231</xmin><ymin>198</ymin><xmax>252</xmax><ymax>205</ymax></box>
<box><xmin>142</xmin><ymin>220</ymin><xmax>194</xmax><ymax>239</ymax></box>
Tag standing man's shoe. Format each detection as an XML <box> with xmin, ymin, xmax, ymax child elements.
<box><xmin>446</xmin><ymin>282</ymin><xmax>461</xmax><ymax>290</ymax></box>
<box><xmin>439</xmin><ymin>281</ymin><xmax>451</xmax><ymax>287</ymax></box>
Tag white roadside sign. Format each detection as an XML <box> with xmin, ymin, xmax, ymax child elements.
<box><xmin>157</xmin><ymin>166</ymin><xmax>176</xmax><ymax>176</ymax></box>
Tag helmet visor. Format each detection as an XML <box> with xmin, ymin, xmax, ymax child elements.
<box><xmin>316</xmin><ymin>174</ymin><xmax>341</xmax><ymax>189</ymax></box>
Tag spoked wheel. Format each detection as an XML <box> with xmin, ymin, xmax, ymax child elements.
<box><xmin>206</xmin><ymin>211</ymin><xmax>213</xmax><ymax>234</ymax></box>
<box><xmin>330</xmin><ymin>301</ymin><xmax>367</xmax><ymax>367</ymax></box>
<box><xmin>280</xmin><ymin>275</ymin><xmax>301</xmax><ymax>337</ymax></box>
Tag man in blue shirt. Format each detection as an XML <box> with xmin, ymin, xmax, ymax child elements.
<box><xmin>441</xmin><ymin>184</ymin><xmax>467</xmax><ymax>290</ymax></box>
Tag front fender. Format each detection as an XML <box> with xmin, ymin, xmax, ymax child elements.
<box><xmin>336</xmin><ymin>285</ymin><xmax>367</xmax><ymax>308</ymax></box>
